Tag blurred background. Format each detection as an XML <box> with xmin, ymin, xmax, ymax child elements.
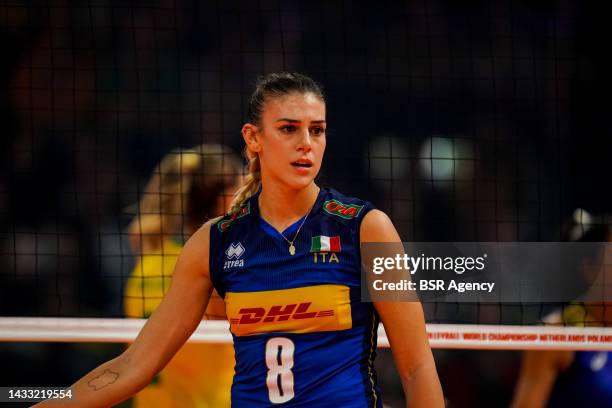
<box><xmin>1</xmin><ymin>0</ymin><xmax>611</xmax><ymax>406</ymax></box>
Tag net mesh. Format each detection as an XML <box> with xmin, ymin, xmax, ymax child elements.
<box><xmin>3</xmin><ymin>3</ymin><xmax>612</xmax><ymax>407</ymax></box>
<box><xmin>1</xmin><ymin>1</ymin><xmax>610</xmax><ymax>327</ymax></box>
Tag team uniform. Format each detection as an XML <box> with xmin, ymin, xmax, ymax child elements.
<box><xmin>210</xmin><ymin>187</ymin><xmax>383</xmax><ymax>407</ymax></box>
<box><xmin>548</xmin><ymin>350</ymin><xmax>612</xmax><ymax>408</ymax></box>
<box><xmin>124</xmin><ymin>240</ymin><xmax>234</xmax><ymax>408</ymax></box>
<box><xmin>544</xmin><ymin>305</ymin><xmax>612</xmax><ymax>408</ymax></box>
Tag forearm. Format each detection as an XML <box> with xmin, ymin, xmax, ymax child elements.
<box><xmin>511</xmin><ymin>354</ymin><xmax>560</xmax><ymax>408</ymax></box>
<box><xmin>35</xmin><ymin>351</ymin><xmax>152</xmax><ymax>408</ymax></box>
<box><xmin>512</xmin><ymin>373</ymin><xmax>556</xmax><ymax>408</ymax></box>
<box><xmin>401</xmin><ymin>361</ymin><xmax>445</xmax><ymax>408</ymax></box>
<box><xmin>36</xmin><ymin>225</ymin><xmax>213</xmax><ymax>407</ymax></box>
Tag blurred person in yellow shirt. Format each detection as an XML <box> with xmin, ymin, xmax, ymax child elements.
<box><xmin>124</xmin><ymin>144</ymin><xmax>243</xmax><ymax>407</ymax></box>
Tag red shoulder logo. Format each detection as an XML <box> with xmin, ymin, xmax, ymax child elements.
<box><xmin>322</xmin><ymin>199</ymin><xmax>363</xmax><ymax>219</ymax></box>
<box><xmin>217</xmin><ymin>203</ymin><xmax>250</xmax><ymax>232</ymax></box>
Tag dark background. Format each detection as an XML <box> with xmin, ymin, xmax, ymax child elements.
<box><xmin>1</xmin><ymin>1</ymin><xmax>610</xmax><ymax>406</ymax></box>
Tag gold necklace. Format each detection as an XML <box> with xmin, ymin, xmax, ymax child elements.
<box><xmin>274</xmin><ymin>188</ymin><xmax>319</xmax><ymax>256</ymax></box>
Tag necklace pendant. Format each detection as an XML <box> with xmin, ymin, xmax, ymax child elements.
<box><xmin>289</xmin><ymin>244</ymin><xmax>296</xmax><ymax>256</ymax></box>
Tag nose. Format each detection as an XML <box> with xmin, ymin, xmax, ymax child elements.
<box><xmin>296</xmin><ymin>128</ymin><xmax>312</xmax><ymax>152</ymax></box>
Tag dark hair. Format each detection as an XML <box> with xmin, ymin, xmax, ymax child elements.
<box><xmin>247</xmin><ymin>72</ymin><xmax>325</xmax><ymax>125</ymax></box>
<box><xmin>229</xmin><ymin>73</ymin><xmax>325</xmax><ymax>213</ymax></box>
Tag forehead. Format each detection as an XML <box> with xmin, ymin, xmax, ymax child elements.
<box><xmin>263</xmin><ymin>92</ymin><xmax>325</xmax><ymax>121</ymax></box>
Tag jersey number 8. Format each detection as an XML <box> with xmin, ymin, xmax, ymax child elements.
<box><xmin>265</xmin><ymin>337</ymin><xmax>295</xmax><ymax>404</ymax></box>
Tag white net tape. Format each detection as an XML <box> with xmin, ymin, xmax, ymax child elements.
<box><xmin>1</xmin><ymin>318</ymin><xmax>611</xmax><ymax>350</ymax></box>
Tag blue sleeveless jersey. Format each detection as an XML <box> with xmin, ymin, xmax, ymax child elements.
<box><xmin>209</xmin><ymin>188</ymin><xmax>382</xmax><ymax>407</ymax></box>
<box><xmin>548</xmin><ymin>351</ymin><xmax>612</xmax><ymax>408</ymax></box>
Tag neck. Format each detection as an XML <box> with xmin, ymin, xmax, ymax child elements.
<box><xmin>258</xmin><ymin>182</ymin><xmax>320</xmax><ymax>231</ymax></box>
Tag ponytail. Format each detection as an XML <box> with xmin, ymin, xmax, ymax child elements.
<box><xmin>229</xmin><ymin>148</ymin><xmax>261</xmax><ymax>214</ymax></box>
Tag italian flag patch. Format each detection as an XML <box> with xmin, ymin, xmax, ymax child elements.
<box><xmin>310</xmin><ymin>235</ymin><xmax>341</xmax><ymax>252</ymax></box>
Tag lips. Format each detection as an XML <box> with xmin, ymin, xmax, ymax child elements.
<box><xmin>291</xmin><ymin>159</ymin><xmax>313</xmax><ymax>168</ymax></box>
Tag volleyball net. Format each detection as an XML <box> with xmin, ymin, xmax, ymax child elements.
<box><xmin>1</xmin><ymin>1</ymin><xmax>611</xmax><ymax>352</ymax></box>
<box><xmin>2</xmin><ymin>318</ymin><xmax>612</xmax><ymax>351</ymax></box>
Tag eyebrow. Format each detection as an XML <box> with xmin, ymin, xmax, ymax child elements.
<box><xmin>276</xmin><ymin>118</ymin><xmax>326</xmax><ymax>124</ymax></box>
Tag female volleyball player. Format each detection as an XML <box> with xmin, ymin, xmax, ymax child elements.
<box><xmin>37</xmin><ymin>72</ymin><xmax>444</xmax><ymax>407</ymax></box>
<box><xmin>124</xmin><ymin>144</ymin><xmax>242</xmax><ymax>407</ymax></box>
<box><xmin>512</xmin><ymin>216</ymin><xmax>612</xmax><ymax>408</ymax></box>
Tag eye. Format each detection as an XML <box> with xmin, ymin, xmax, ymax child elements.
<box><xmin>280</xmin><ymin>125</ymin><xmax>297</xmax><ymax>133</ymax></box>
<box><xmin>310</xmin><ymin>126</ymin><xmax>326</xmax><ymax>136</ymax></box>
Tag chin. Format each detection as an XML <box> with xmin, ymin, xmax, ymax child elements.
<box><xmin>285</xmin><ymin>180</ymin><xmax>314</xmax><ymax>191</ymax></box>
<box><xmin>283</xmin><ymin>174</ymin><xmax>317</xmax><ymax>191</ymax></box>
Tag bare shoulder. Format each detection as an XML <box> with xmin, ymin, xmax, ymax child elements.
<box><xmin>186</xmin><ymin>219</ymin><xmax>215</xmax><ymax>247</ymax></box>
<box><xmin>176</xmin><ymin>219</ymin><xmax>217</xmax><ymax>280</ymax></box>
<box><xmin>360</xmin><ymin>209</ymin><xmax>401</xmax><ymax>243</ymax></box>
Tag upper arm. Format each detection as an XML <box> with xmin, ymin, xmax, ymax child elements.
<box><xmin>360</xmin><ymin>210</ymin><xmax>433</xmax><ymax>377</ymax></box>
<box><xmin>125</xmin><ymin>220</ymin><xmax>215</xmax><ymax>376</ymax></box>
<box><xmin>512</xmin><ymin>350</ymin><xmax>573</xmax><ymax>408</ymax></box>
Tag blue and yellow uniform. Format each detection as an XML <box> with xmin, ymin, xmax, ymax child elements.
<box><xmin>210</xmin><ymin>187</ymin><xmax>382</xmax><ymax>407</ymax></box>
<box><xmin>547</xmin><ymin>305</ymin><xmax>612</xmax><ymax>407</ymax></box>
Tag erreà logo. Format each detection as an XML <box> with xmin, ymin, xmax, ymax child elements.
<box><xmin>322</xmin><ymin>199</ymin><xmax>363</xmax><ymax>219</ymax></box>
<box><xmin>224</xmin><ymin>242</ymin><xmax>245</xmax><ymax>269</ymax></box>
<box><xmin>226</xmin><ymin>242</ymin><xmax>245</xmax><ymax>259</ymax></box>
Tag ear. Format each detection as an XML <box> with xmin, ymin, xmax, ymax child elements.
<box><xmin>242</xmin><ymin>123</ymin><xmax>262</xmax><ymax>153</ymax></box>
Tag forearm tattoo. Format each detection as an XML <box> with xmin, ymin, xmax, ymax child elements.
<box><xmin>87</xmin><ymin>369</ymin><xmax>119</xmax><ymax>391</ymax></box>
